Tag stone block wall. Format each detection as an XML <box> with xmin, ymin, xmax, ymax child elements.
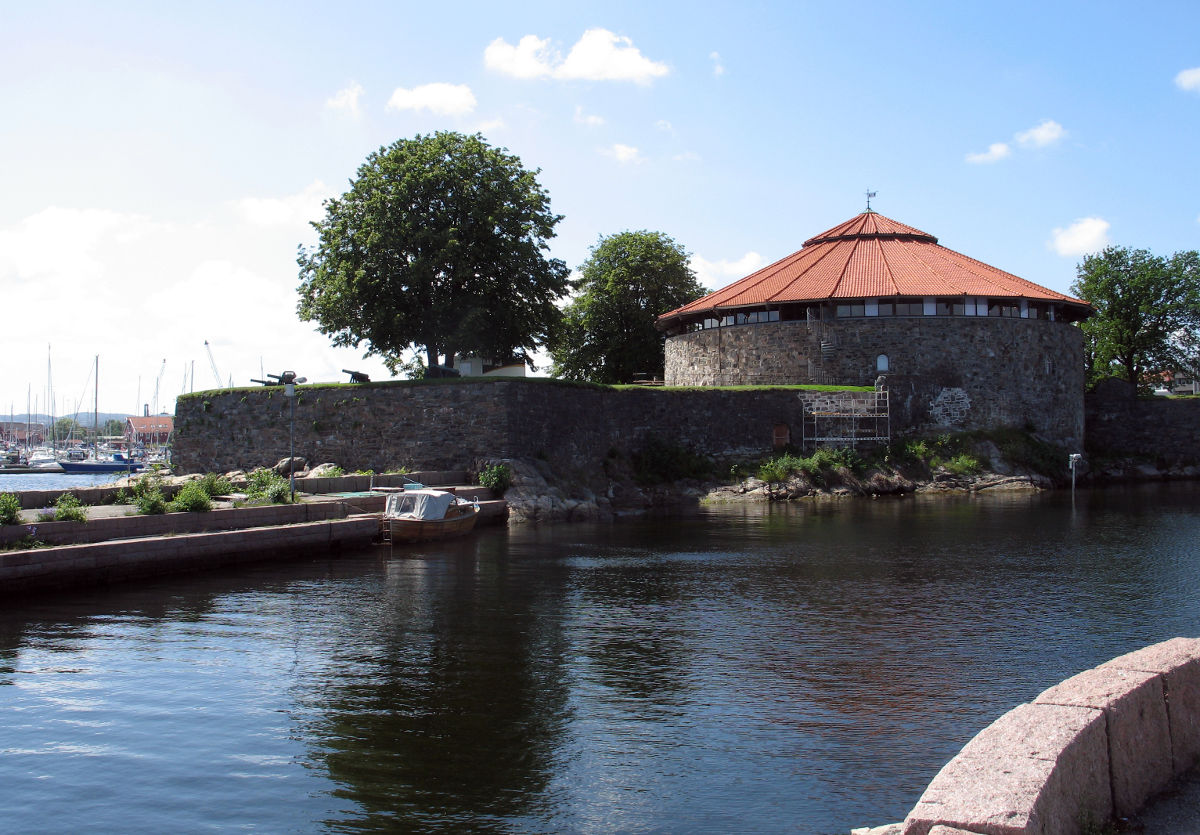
<box><xmin>1085</xmin><ymin>379</ymin><xmax>1200</xmax><ymax>464</ymax></box>
<box><xmin>664</xmin><ymin>317</ymin><xmax>1085</xmax><ymax>444</ymax></box>
<box><xmin>172</xmin><ymin>381</ymin><xmax>885</xmax><ymax>475</ymax></box>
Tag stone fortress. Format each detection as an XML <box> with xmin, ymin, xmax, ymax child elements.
<box><xmin>658</xmin><ymin>211</ymin><xmax>1092</xmax><ymax>446</ymax></box>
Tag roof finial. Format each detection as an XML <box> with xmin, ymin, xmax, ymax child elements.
<box><xmin>865</xmin><ymin>190</ymin><xmax>877</xmax><ymax>212</ymax></box>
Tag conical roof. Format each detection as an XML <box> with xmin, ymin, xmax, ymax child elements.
<box><xmin>659</xmin><ymin>211</ymin><xmax>1090</xmax><ymax>325</ymax></box>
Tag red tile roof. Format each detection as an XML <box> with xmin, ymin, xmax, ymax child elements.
<box><xmin>660</xmin><ymin>211</ymin><xmax>1090</xmax><ymax>324</ymax></box>
<box><xmin>127</xmin><ymin>416</ymin><xmax>174</xmax><ymax>433</ymax></box>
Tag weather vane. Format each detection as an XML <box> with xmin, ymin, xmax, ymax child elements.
<box><xmin>865</xmin><ymin>190</ymin><xmax>877</xmax><ymax>211</ymax></box>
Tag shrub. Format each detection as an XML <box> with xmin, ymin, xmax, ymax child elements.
<box><xmin>943</xmin><ymin>453</ymin><xmax>983</xmax><ymax>476</ymax></box>
<box><xmin>136</xmin><ymin>488</ymin><xmax>169</xmax><ymax>515</ymax></box>
<box><xmin>478</xmin><ymin>463</ymin><xmax>512</xmax><ymax>495</ymax></box>
<box><xmin>169</xmin><ymin>482</ymin><xmax>213</xmax><ymax>513</ymax></box>
<box><xmin>0</xmin><ymin>492</ymin><xmax>21</xmax><ymax>525</ymax></box>
<box><xmin>196</xmin><ymin>472</ymin><xmax>233</xmax><ymax>498</ymax></box>
<box><xmin>245</xmin><ymin>469</ymin><xmax>292</xmax><ymax>504</ymax></box>
<box><xmin>323</xmin><ymin>465</ymin><xmax>346</xmax><ymax>477</ymax></box>
<box><xmin>757</xmin><ymin>458</ymin><xmax>792</xmax><ymax>485</ymax></box>
<box><xmin>53</xmin><ymin>493</ymin><xmax>87</xmax><ymax>523</ymax></box>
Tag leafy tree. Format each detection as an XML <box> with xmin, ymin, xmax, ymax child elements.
<box><xmin>297</xmin><ymin>132</ymin><xmax>570</xmax><ymax>373</ymax></box>
<box><xmin>549</xmin><ymin>230</ymin><xmax>705</xmax><ymax>383</ymax></box>
<box><xmin>1071</xmin><ymin>246</ymin><xmax>1200</xmax><ymax>387</ymax></box>
<box><xmin>101</xmin><ymin>419</ymin><xmax>125</xmax><ymax>437</ymax></box>
<box><xmin>53</xmin><ymin>417</ymin><xmax>85</xmax><ymax>442</ymax></box>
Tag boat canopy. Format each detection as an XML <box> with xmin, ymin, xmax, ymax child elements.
<box><xmin>384</xmin><ymin>489</ymin><xmax>455</xmax><ymax>521</ymax></box>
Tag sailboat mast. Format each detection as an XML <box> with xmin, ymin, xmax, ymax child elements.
<box><xmin>94</xmin><ymin>355</ymin><xmax>99</xmax><ymax>460</ymax></box>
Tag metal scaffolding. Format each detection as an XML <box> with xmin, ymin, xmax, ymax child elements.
<box><xmin>801</xmin><ymin>389</ymin><xmax>890</xmax><ymax>449</ymax></box>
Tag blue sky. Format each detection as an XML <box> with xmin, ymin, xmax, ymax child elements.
<box><xmin>2</xmin><ymin>1</ymin><xmax>1198</xmax><ymax>416</ymax></box>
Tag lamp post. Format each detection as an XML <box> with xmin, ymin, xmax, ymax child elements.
<box><xmin>282</xmin><ymin>373</ymin><xmax>307</xmax><ymax>502</ymax></box>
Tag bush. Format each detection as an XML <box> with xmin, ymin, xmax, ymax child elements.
<box><xmin>245</xmin><ymin>469</ymin><xmax>292</xmax><ymax>504</ymax></box>
<box><xmin>53</xmin><ymin>493</ymin><xmax>87</xmax><ymax>523</ymax></box>
<box><xmin>136</xmin><ymin>488</ymin><xmax>169</xmax><ymax>515</ymax></box>
<box><xmin>943</xmin><ymin>453</ymin><xmax>983</xmax><ymax>476</ymax></box>
<box><xmin>0</xmin><ymin>492</ymin><xmax>21</xmax><ymax>525</ymax></box>
<box><xmin>478</xmin><ymin>463</ymin><xmax>512</xmax><ymax>495</ymax></box>
<box><xmin>196</xmin><ymin>472</ymin><xmax>233</xmax><ymax>498</ymax></box>
<box><xmin>169</xmin><ymin>482</ymin><xmax>213</xmax><ymax>513</ymax></box>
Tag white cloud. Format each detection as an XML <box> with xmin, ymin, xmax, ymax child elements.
<box><xmin>673</xmin><ymin>151</ymin><xmax>701</xmax><ymax>162</ymax></box>
<box><xmin>1050</xmin><ymin>217</ymin><xmax>1111</xmax><ymax>256</ymax></box>
<box><xmin>325</xmin><ymin>82</ymin><xmax>364</xmax><ymax>116</ymax></box>
<box><xmin>234</xmin><ymin>181</ymin><xmax>330</xmax><ymax>228</ymax></box>
<box><xmin>574</xmin><ymin>105</ymin><xmax>604</xmax><ymax>127</ymax></box>
<box><xmin>602</xmin><ymin>144</ymin><xmax>643</xmax><ymax>164</ymax></box>
<box><xmin>691</xmin><ymin>252</ymin><xmax>766</xmax><ymax>289</ymax></box>
<box><xmin>1015</xmin><ymin>119</ymin><xmax>1066</xmax><ymax>148</ymax></box>
<box><xmin>475</xmin><ymin>117</ymin><xmax>505</xmax><ymax>133</ymax></box>
<box><xmin>486</xmin><ymin>28</ymin><xmax>668</xmax><ymax>85</ymax></box>
<box><xmin>1175</xmin><ymin>67</ymin><xmax>1200</xmax><ymax>92</ymax></box>
<box><xmin>965</xmin><ymin>142</ymin><xmax>1011</xmax><ymax>164</ymax></box>
<box><xmin>655</xmin><ymin>119</ymin><xmax>673</xmax><ymax>132</ymax></box>
<box><xmin>710</xmin><ymin>51</ymin><xmax>725</xmax><ymax>77</ymax></box>
<box><xmin>386</xmin><ymin>83</ymin><xmax>476</xmax><ymax>116</ymax></box>
<box><xmin>484</xmin><ymin>34</ymin><xmax>555</xmax><ymax>79</ymax></box>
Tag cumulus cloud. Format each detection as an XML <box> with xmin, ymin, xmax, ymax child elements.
<box><xmin>234</xmin><ymin>181</ymin><xmax>330</xmax><ymax>228</ymax></box>
<box><xmin>602</xmin><ymin>144</ymin><xmax>643</xmax><ymax>164</ymax></box>
<box><xmin>691</xmin><ymin>252</ymin><xmax>766</xmax><ymax>289</ymax></box>
<box><xmin>574</xmin><ymin>105</ymin><xmax>604</xmax><ymax>126</ymax></box>
<box><xmin>965</xmin><ymin>142</ymin><xmax>1011</xmax><ymax>164</ymax></box>
<box><xmin>325</xmin><ymin>82</ymin><xmax>364</xmax><ymax>116</ymax></box>
<box><xmin>710</xmin><ymin>51</ymin><xmax>725</xmax><ymax>76</ymax></box>
<box><xmin>386</xmin><ymin>83</ymin><xmax>476</xmax><ymax>116</ymax></box>
<box><xmin>485</xmin><ymin>28</ymin><xmax>668</xmax><ymax>85</ymax></box>
<box><xmin>1050</xmin><ymin>217</ymin><xmax>1111</xmax><ymax>256</ymax></box>
<box><xmin>1175</xmin><ymin>67</ymin><xmax>1200</xmax><ymax>92</ymax></box>
<box><xmin>655</xmin><ymin>119</ymin><xmax>673</xmax><ymax>132</ymax></box>
<box><xmin>1015</xmin><ymin>119</ymin><xmax>1066</xmax><ymax>148</ymax></box>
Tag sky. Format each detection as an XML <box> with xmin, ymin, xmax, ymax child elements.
<box><xmin>2</xmin><ymin>0</ymin><xmax>1198</xmax><ymax>417</ymax></box>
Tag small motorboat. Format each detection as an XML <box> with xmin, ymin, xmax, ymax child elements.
<box><xmin>58</xmin><ymin>452</ymin><xmax>144</xmax><ymax>474</ymax></box>
<box><xmin>379</xmin><ymin>488</ymin><xmax>479</xmax><ymax>543</ymax></box>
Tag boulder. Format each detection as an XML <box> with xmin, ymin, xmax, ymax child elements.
<box><xmin>272</xmin><ymin>457</ymin><xmax>306</xmax><ymax>476</ymax></box>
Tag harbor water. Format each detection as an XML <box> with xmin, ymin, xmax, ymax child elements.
<box><xmin>2</xmin><ymin>484</ymin><xmax>1200</xmax><ymax>833</ymax></box>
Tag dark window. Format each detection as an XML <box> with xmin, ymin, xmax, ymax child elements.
<box><xmin>937</xmin><ymin>298</ymin><xmax>966</xmax><ymax>316</ymax></box>
<box><xmin>988</xmin><ymin>300</ymin><xmax>1021</xmax><ymax>317</ymax></box>
<box><xmin>894</xmin><ymin>300</ymin><xmax>924</xmax><ymax>315</ymax></box>
<box><xmin>836</xmin><ymin>301</ymin><xmax>865</xmax><ymax>317</ymax></box>
<box><xmin>876</xmin><ymin>301</ymin><xmax>895</xmax><ymax>316</ymax></box>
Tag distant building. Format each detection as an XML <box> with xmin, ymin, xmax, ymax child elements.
<box><xmin>657</xmin><ymin>210</ymin><xmax>1092</xmax><ymax>443</ymax></box>
<box><xmin>454</xmin><ymin>355</ymin><xmax>527</xmax><ymax>377</ymax></box>
<box><xmin>126</xmin><ymin>415</ymin><xmax>174</xmax><ymax>446</ymax></box>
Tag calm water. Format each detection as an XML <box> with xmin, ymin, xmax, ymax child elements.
<box><xmin>2</xmin><ymin>485</ymin><xmax>1200</xmax><ymax>834</ymax></box>
<box><xmin>0</xmin><ymin>472</ymin><xmax>126</xmax><ymax>492</ymax></box>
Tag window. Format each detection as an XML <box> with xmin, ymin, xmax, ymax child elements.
<box><xmin>876</xmin><ymin>354</ymin><xmax>889</xmax><ymax>372</ymax></box>
<box><xmin>894</xmin><ymin>300</ymin><xmax>924</xmax><ymax>315</ymax></box>
<box><xmin>876</xmin><ymin>301</ymin><xmax>895</xmax><ymax>316</ymax></box>
<box><xmin>988</xmin><ymin>300</ymin><xmax>1021</xmax><ymax>318</ymax></box>
<box><xmin>836</xmin><ymin>301</ymin><xmax>865</xmax><ymax>317</ymax></box>
<box><xmin>936</xmin><ymin>298</ymin><xmax>966</xmax><ymax>316</ymax></box>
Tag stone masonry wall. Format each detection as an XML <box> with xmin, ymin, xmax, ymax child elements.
<box><xmin>1086</xmin><ymin>378</ymin><xmax>1200</xmax><ymax>464</ymax></box>
<box><xmin>172</xmin><ymin>381</ymin><xmax>882</xmax><ymax>475</ymax></box>
<box><xmin>664</xmin><ymin>317</ymin><xmax>1085</xmax><ymax>444</ymax></box>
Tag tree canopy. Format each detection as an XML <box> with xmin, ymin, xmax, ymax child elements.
<box><xmin>549</xmin><ymin>230</ymin><xmax>704</xmax><ymax>384</ymax></box>
<box><xmin>1071</xmin><ymin>246</ymin><xmax>1200</xmax><ymax>387</ymax></box>
<box><xmin>297</xmin><ymin>132</ymin><xmax>570</xmax><ymax>373</ymax></box>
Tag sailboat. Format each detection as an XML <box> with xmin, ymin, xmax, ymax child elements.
<box><xmin>56</xmin><ymin>356</ymin><xmax>144</xmax><ymax>474</ymax></box>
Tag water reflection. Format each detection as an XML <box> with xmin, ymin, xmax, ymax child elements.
<box><xmin>1</xmin><ymin>485</ymin><xmax>1200</xmax><ymax>833</ymax></box>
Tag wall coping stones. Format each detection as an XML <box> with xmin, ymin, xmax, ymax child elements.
<box><xmin>878</xmin><ymin>638</ymin><xmax>1200</xmax><ymax>835</ymax></box>
<box><xmin>902</xmin><ymin>702</ymin><xmax>1109</xmax><ymax>835</ymax></box>
<box><xmin>1034</xmin><ymin>666</ymin><xmax>1171</xmax><ymax>816</ymax></box>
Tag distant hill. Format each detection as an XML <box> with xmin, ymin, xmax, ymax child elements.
<box><xmin>2</xmin><ymin>411</ymin><xmax>154</xmax><ymax>428</ymax></box>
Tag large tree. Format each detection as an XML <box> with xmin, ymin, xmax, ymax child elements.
<box><xmin>297</xmin><ymin>132</ymin><xmax>570</xmax><ymax>372</ymax></box>
<box><xmin>1071</xmin><ymin>246</ymin><xmax>1200</xmax><ymax>387</ymax></box>
<box><xmin>549</xmin><ymin>230</ymin><xmax>704</xmax><ymax>384</ymax></box>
